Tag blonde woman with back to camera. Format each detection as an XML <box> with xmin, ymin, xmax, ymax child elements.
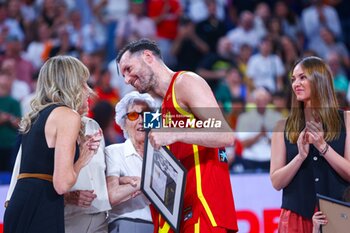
<box><xmin>270</xmin><ymin>56</ymin><xmax>350</xmax><ymax>232</ymax></box>
<box><xmin>3</xmin><ymin>55</ymin><xmax>101</xmax><ymax>233</ymax></box>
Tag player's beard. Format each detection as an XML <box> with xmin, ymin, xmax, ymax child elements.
<box><xmin>137</xmin><ymin>66</ymin><xmax>157</xmax><ymax>94</ymax></box>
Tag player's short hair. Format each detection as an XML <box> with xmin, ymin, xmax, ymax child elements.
<box><xmin>116</xmin><ymin>38</ymin><xmax>162</xmax><ymax>63</ymax></box>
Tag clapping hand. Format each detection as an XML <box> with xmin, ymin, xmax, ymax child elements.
<box><xmin>297</xmin><ymin>128</ymin><xmax>310</xmax><ymax>159</ymax></box>
<box><xmin>305</xmin><ymin>119</ymin><xmax>326</xmax><ymax>152</ymax></box>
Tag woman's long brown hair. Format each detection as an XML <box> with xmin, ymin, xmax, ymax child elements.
<box><xmin>285</xmin><ymin>56</ymin><xmax>342</xmax><ymax>143</ymax></box>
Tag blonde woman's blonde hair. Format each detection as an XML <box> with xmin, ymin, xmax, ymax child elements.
<box><xmin>286</xmin><ymin>56</ymin><xmax>342</xmax><ymax>143</ymax></box>
<box><xmin>20</xmin><ymin>55</ymin><xmax>90</xmax><ymax>133</ymax></box>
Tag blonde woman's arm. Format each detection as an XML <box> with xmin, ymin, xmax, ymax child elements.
<box><xmin>49</xmin><ymin>107</ymin><xmax>99</xmax><ymax>195</ymax></box>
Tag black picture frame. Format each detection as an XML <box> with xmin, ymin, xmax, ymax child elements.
<box><xmin>141</xmin><ymin>137</ymin><xmax>187</xmax><ymax>233</ymax></box>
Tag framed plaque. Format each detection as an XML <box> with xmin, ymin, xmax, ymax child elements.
<box><xmin>318</xmin><ymin>194</ymin><xmax>350</xmax><ymax>233</ymax></box>
<box><xmin>141</xmin><ymin>138</ymin><xmax>187</xmax><ymax>233</ymax></box>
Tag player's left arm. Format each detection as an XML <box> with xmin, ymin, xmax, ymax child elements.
<box><xmin>149</xmin><ymin>72</ymin><xmax>235</xmax><ymax>149</ymax></box>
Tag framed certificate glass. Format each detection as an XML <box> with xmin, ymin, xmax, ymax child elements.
<box><xmin>141</xmin><ymin>138</ymin><xmax>187</xmax><ymax>233</ymax></box>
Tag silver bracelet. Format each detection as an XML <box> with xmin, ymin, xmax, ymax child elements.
<box><xmin>319</xmin><ymin>143</ymin><xmax>329</xmax><ymax>156</ymax></box>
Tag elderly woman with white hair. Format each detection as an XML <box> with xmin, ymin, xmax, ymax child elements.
<box><xmin>105</xmin><ymin>91</ymin><xmax>157</xmax><ymax>233</ymax></box>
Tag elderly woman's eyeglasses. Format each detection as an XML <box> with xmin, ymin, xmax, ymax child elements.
<box><xmin>124</xmin><ymin>111</ymin><xmax>144</xmax><ymax>121</ymax></box>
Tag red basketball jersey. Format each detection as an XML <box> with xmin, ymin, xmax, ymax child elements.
<box><xmin>151</xmin><ymin>71</ymin><xmax>238</xmax><ymax>233</ymax></box>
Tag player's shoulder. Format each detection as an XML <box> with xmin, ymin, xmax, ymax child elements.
<box><xmin>175</xmin><ymin>71</ymin><xmax>207</xmax><ymax>87</ymax></box>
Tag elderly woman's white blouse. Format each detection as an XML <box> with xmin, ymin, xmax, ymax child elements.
<box><xmin>105</xmin><ymin>139</ymin><xmax>152</xmax><ymax>223</ymax></box>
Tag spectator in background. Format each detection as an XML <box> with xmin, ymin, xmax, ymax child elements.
<box><xmin>66</xmin><ymin>10</ymin><xmax>85</xmax><ymax>49</ymax></box>
<box><xmin>2</xmin><ymin>58</ymin><xmax>30</xmax><ymax>101</ymax></box>
<box><xmin>253</xmin><ymin>2</ymin><xmax>270</xmax><ymax>40</ymax></box>
<box><xmin>236</xmin><ymin>87</ymin><xmax>282</xmax><ymax>172</ymax></box>
<box><xmin>215</xmin><ymin>66</ymin><xmax>248</xmax><ymax>114</ymax></box>
<box><xmin>197</xmin><ymin>36</ymin><xmax>235</xmax><ymax>91</ymax></box>
<box><xmin>71</xmin><ymin>0</ymin><xmax>107</xmax><ymax>55</ymax></box>
<box><xmin>21</xmin><ymin>72</ymin><xmax>39</xmax><ymax>116</ymax></box>
<box><xmin>82</xmin><ymin>53</ymin><xmax>121</xmax><ymax>119</ymax></box>
<box><xmin>92</xmin><ymin>68</ymin><xmax>120</xmax><ymax>108</ymax></box>
<box><xmin>301</xmin><ymin>0</ymin><xmax>342</xmax><ymax>52</ymax></box>
<box><xmin>336</xmin><ymin>92</ymin><xmax>349</xmax><ymax>110</ymax></box>
<box><xmin>195</xmin><ymin>0</ymin><xmax>227</xmax><ymax>53</ymax></box>
<box><xmin>148</xmin><ymin>0</ymin><xmax>182</xmax><ymax>68</ymax></box>
<box><xmin>226</xmin><ymin>10</ymin><xmax>261</xmax><ymax>55</ymax></box>
<box><xmin>0</xmin><ymin>2</ymin><xmax>24</xmax><ymax>43</ymax></box>
<box><xmin>74</xmin><ymin>0</ymin><xmax>94</xmax><ymax>26</ymax></box>
<box><xmin>274</xmin><ymin>1</ymin><xmax>302</xmax><ymax>42</ymax></box>
<box><xmin>0</xmin><ymin>69</ymin><xmax>21</xmax><ymax>172</ymax></box>
<box><xmin>266</xmin><ymin>17</ymin><xmax>283</xmax><ymax>54</ymax></box>
<box><xmin>116</xmin><ymin>0</ymin><xmax>156</xmax><ymax>51</ymax></box>
<box><xmin>66</xmin><ymin>10</ymin><xmax>106</xmax><ymax>54</ymax></box>
<box><xmin>37</xmin><ymin>0</ymin><xmax>69</xmax><ymax>35</ymax></box>
<box><xmin>80</xmin><ymin>51</ymin><xmax>104</xmax><ymax>88</ymax></box>
<box><xmin>91</xmin><ymin>100</ymin><xmax>119</xmax><ymax>146</ymax></box>
<box><xmin>226</xmin><ymin>96</ymin><xmax>245</xmax><ymax>131</ymax></box>
<box><xmin>279</xmin><ymin>35</ymin><xmax>301</xmax><ymax>77</ymax></box>
<box><xmin>327</xmin><ymin>51</ymin><xmax>348</xmax><ymax>96</ymax></box>
<box><xmin>85</xmin><ymin>18</ymin><xmax>107</xmax><ymax>55</ymax></box>
<box><xmin>0</xmin><ymin>35</ymin><xmax>34</xmax><ymax>88</ymax></box>
<box><xmin>310</xmin><ymin>26</ymin><xmax>350</xmax><ymax>70</ymax></box>
<box><xmin>91</xmin><ymin>0</ymin><xmax>129</xmax><ymax>63</ymax></box>
<box><xmin>302</xmin><ymin>48</ymin><xmax>318</xmax><ymax>58</ymax></box>
<box><xmin>345</xmin><ymin>83</ymin><xmax>350</xmax><ymax>107</ymax></box>
<box><xmin>24</xmin><ymin>21</ymin><xmax>53</xmax><ymax>70</ymax></box>
<box><xmin>49</xmin><ymin>25</ymin><xmax>79</xmax><ymax>58</ymax></box>
<box><xmin>107</xmin><ymin>58</ymin><xmax>135</xmax><ymax>98</ymax></box>
<box><xmin>247</xmin><ymin>36</ymin><xmax>285</xmax><ymax>93</ymax></box>
<box><xmin>277</xmin><ymin>35</ymin><xmax>301</xmax><ymax>92</ymax></box>
<box><xmin>272</xmin><ymin>91</ymin><xmax>289</xmax><ymax>118</ymax></box>
<box><xmin>187</xmin><ymin>0</ymin><xmax>226</xmax><ymax>23</ymax></box>
<box><xmin>235</xmin><ymin>43</ymin><xmax>253</xmax><ymax>89</ymax></box>
<box><xmin>7</xmin><ymin>0</ymin><xmax>33</xmax><ymax>45</ymax></box>
<box><xmin>171</xmin><ymin>16</ymin><xmax>209</xmax><ymax>71</ymax></box>
<box><xmin>19</xmin><ymin>0</ymin><xmax>37</xmax><ymax>27</ymax></box>
<box><xmin>39</xmin><ymin>0</ymin><xmax>59</xmax><ymax>27</ymax></box>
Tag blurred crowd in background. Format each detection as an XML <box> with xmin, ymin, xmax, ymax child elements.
<box><xmin>1</xmin><ymin>0</ymin><xmax>350</xmax><ymax>175</ymax></box>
